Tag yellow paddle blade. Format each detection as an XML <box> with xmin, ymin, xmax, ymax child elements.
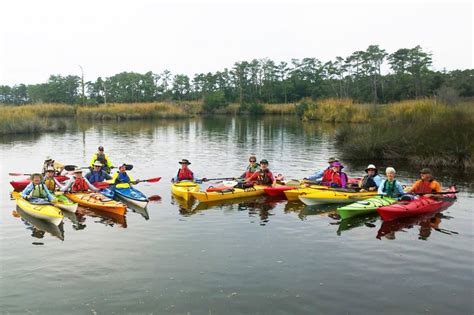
<box><xmin>11</xmin><ymin>191</ymin><xmax>21</xmax><ymax>200</ymax></box>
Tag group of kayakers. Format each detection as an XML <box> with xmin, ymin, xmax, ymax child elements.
<box><xmin>20</xmin><ymin>146</ymin><xmax>444</xmax><ymax>204</ymax></box>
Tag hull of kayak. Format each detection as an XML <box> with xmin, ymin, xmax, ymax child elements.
<box><xmin>377</xmin><ymin>196</ymin><xmax>456</xmax><ymax>222</ymax></box>
<box><xmin>299</xmin><ymin>189</ymin><xmax>378</xmax><ymax>206</ymax></box>
<box><xmin>53</xmin><ymin>193</ymin><xmax>78</xmax><ymax>213</ymax></box>
<box><xmin>264</xmin><ymin>185</ymin><xmax>297</xmax><ymax>197</ymax></box>
<box><xmin>191</xmin><ymin>185</ymin><xmax>266</xmax><ymax>202</ymax></box>
<box><xmin>10</xmin><ymin>176</ymin><xmax>69</xmax><ymax>192</ymax></box>
<box><xmin>16</xmin><ymin>197</ymin><xmax>63</xmax><ymax>226</ymax></box>
<box><xmin>171</xmin><ymin>181</ymin><xmax>200</xmax><ymax>201</ymax></box>
<box><xmin>114</xmin><ymin>187</ymin><xmax>148</xmax><ymax>208</ymax></box>
<box><xmin>337</xmin><ymin>196</ymin><xmax>397</xmax><ymax>219</ymax></box>
<box><xmin>283</xmin><ymin>185</ymin><xmax>330</xmax><ymax>201</ymax></box>
<box><xmin>65</xmin><ymin>192</ymin><xmax>126</xmax><ymax>215</ymax></box>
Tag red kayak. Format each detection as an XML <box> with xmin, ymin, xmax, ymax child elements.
<box><xmin>10</xmin><ymin>175</ymin><xmax>69</xmax><ymax>192</ymax></box>
<box><xmin>263</xmin><ymin>185</ymin><xmax>295</xmax><ymax>197</ymax></box>
<box><xmin>377</xmin><ymin>186</ymin><xmax>457</xmax><ymax>222</ymax></box>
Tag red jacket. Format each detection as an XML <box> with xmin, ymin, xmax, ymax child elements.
<box><xmin>177</xmin><ymin>168</ymin><xmax>194</xmax><ymax>181</ymax></box>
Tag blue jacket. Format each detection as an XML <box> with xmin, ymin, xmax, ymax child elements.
<box><xmin>85</xmin><ymin>170</ymin><xmax>112</xmax><ymax>184</ymax></box>
<box><xmin>21</xmin><ymin>183</ymin><xmax>55</xmax><ymax>202</ymax></box>
<box><xmin>378</xmin><ymin>179</ymin><xmax>405</xmax><ymax>197</ymax></box>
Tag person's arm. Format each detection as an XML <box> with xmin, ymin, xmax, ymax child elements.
<box><xmin>43</xmin><ymin>185</ymin><xmax>56</xmax><ymax>202</ymax></box>
<box><xmin>307</xmin><ymin>169</ymin><xmax>324</xmax><ymax>181</ymax></box>
<box><xmin>373</xmin><ymin>175</ymin><xmax>382</xmax><ymax>188</ymax></box>
<box><xmin>377</xmin><ymin>181</ymin><xmax>386</xmax><ymax>195</ymax></box>
<box><xmin>407</xmin><ymin>180</ymin><xmax>420</xmax><ymax>193</ymax></box>
<box><xmin>340</xmin><ymin>173</ymin><xmax>348</xmax><ymax>188</ymax></box>
<box><xmin>85</xmin><ymin>178</ymin><xmax>100</xmax><ymax>192</ymax></box>
<box><xmin>21</xmin><ymin>183</ymin><xmax>34</xmax><ymax>199</ymax></box>
<box><xmin>396</xmin><ymin>182</ymin><xmax>406</xmax><ymax>196</ymax></box>
<box><xmin>433</xmin><ymin>181</ymin><xmax>442</xmax><ymax>193</ymax></box>
<box><xmin>104</xmin><ymin>172</ymin><xmax>112</xmax><ymax>180</ymax></box>
<box><xmin>245</xmin><ymin>172</ymin><xmax>258</xmax><ymax>183</ymax></box>
<box><xmin>60</xmin><ymin>178</ymin><xmax>74</xmax><ymax>192</ymax></box>
<box><xmin>105</xmin><ymin>154</ymin><xmax>113</xmax><ymax>168</ymax></box>
<box><xmin>84</xmin><ymin>172</ymin><xmax>92</xmax><ymax>183</ymax></box>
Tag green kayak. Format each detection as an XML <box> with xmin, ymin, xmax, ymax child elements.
<box><xmin>336</xmin><ymin>196</ymin><xmax>397</xmax><ymax>220</ymax></box>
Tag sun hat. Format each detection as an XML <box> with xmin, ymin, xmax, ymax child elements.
<box><xmin>30</xmin><ymin>173</ymin><xmax>43</xmax><ymax>180</ymax></box>
<box><xmin>45</xmin><ymin>156</ymin><xmax>52</xmax><ymax>161</ymax></box>
<box><xmin>179</xmin><ymin>159</ymin><xmax>191</xmax><ymax>165</ymax></box>
<box><xmin>73</xmin><ymin>168</ymin><xmax>82</xmax><ymax>173</ymax></box>
<box><xmin>420</xmin><ymin>168</ymin><xmax>432</xmax><ymax>174</ymax></box>
<box><xmin>365</xmin><ymin>164</ymin><xmax>377</xmax><ymax>172</ymax></box>
<box><xmin>331</xmin><ymin>161</ymin><xmax>344</xmax><ymax>169</ymax></box>
<box><xmin>46</xmin><ymin>166</ymin><xmax>55</xmax><ymax>172</ymax></box>
<box><xmin>93</xmin><ymin>161</ymin><xmax>103</xmax><ymax>167</ymax></box>
<box><xmin>328</xmin><ymin>157</ymin><xmax>338</xmax><ymax>163</ymax></box>
<box><xmin>385</xmin><ymin>167</ymin><xmax>396</xmax><ymax>174</ymax></box>
<box><xmin>260</xmin><ymin>159</ymin><xmax>269</xmax><ymax>165</ymax></box>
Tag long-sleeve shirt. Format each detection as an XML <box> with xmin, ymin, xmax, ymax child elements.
<box><xmin>60</xmin><ymin>176</ymin><xmax>99</xmax><ymax>192</ymax></box>
<box><xmin>21</xmin><ymin>183</ymin><xmax>56</xmax><ymax>202</ymax></box>
<box><xmin>307</xmin><ymin>168</ymin><xmax>327</xmax><ymax>181</ymax></box>
<box><xmin>85</xmin><ymin>170</ymin><xmax>112</xmax><ymax>184</ymax></box>
<box><xmin>110</xmin><ymin>171</ymin><xmax>136</xmax><ymax>188</ymax></box>
<box><xmin>377</xmin><ymin>179</ymin><xmax>405</xmax><ymax>198</ymax></box>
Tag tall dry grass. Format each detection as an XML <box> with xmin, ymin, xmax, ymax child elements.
<box><xmin>301</xmin><ymin>98</ymin><xmax>371</xmax><ymax>123</ymax></box>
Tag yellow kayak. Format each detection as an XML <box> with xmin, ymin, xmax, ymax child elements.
<box><xmin>65</xmin><ymin>192</ymin><xmax>126</xmax><ymax>215</ymax></box>
<box><xmin>284</xmin><ymin>185</ymin><xmax>330</xmax><ymax>201</ymax></box>
<box><xmin>13</xmin><ymin>193</ymin><xmax>63</xmax><ymax>226</ymax></box>
<box><xmin>298</xmin><ymin>189</ymin><xmax>378</xmax><ymax>205</ymax></box>
<box><xmin>191</xmin><ymin>185</ymin><xmax>266</xmax><ymax>202</ymax></box>
<box><xmin>171</xmin><ymin>181</ymin><xmax>200</xmax><ymax>201</ymax></box>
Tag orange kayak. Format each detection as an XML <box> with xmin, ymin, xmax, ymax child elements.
<box><xmin>65</xmin><ymin>192</ymin><xmax>126</xmax><ymax>215</ymax></box>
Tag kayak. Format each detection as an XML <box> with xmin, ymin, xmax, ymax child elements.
<box><xmin>15</xmin><ymin>206</ymin><xmax>65</xmax><ymax>240</ymax></box>
<box><xmin>284</xmin><ymin>185</ymin><xmax>331</xmax><ymax>201</ymax></box>
<box><xmin>264</xmin><ymin>185</ymin><xmax>301</xmax><ymax>197</ymax></box>
<box><xmin>171</xmin><ymin>181</ymin><xmax>200</xmax><ymax>201</ymax></box>
<box><xmin>10</xmin><ymin>175</ymin><xmax>69</xmax><ymax>192</ymax></box>
<box><xmin>53</xmin><ymin>193</ymin><xmax>78</xmax><ymax>213</ymax></box>
<box><xmin>336</xmin><ymin>196</ymin><xmax>397</xmax><ymax>219</ymax></box>
<box><xmin>114</xmin><ymin>186</ymin><xmax>148</xmax><ymax>208</ymax></box>
<box><xmin>15</xmin><ymin>194</ymin><xmax>63</xmax><ymax>225</ymax></box>
<box><xmin>64</xmin><ymin>192</ymin><xmax>126</xmax><ymax>215</ymax></box>
<box><xmin>100</xmin><ymin>188</ymin><xmax>115</xmax><ymax>199</ymax></box>
<box><xmin>191</xmin><ymin>185</ymin><xmax>266</xmax><ymax>202</ymax></box>
<box><xmin>299</xmin><ymin>189</ymin><xmax>378</xmax><ymax>205</ymax></box>
<box><xmin>377</xmin><ymin>187</ymin><xmax>457</xmax><ymax>222</ymax></box>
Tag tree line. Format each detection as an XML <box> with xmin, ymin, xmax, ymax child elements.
<box><xmin>1</xmin><ymin>45</ymin><xmax>472</xmax><ymax>107</ymax></box>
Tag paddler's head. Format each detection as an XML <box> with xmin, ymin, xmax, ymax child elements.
<box><xmin>419</xmin><ymin>168</ymin><xmax>433</xmax><ymax>181</ymax></box>
<box><xmin>30</xmin><ymin>173</ymin><xmax>43</xmax><ymax>185</ymax></box>
<box><xmin>331</xmin><ymin>161</ymin><xmax>344</xmax><ymax>172</ymax></box>
<box><xmin>179</xmin><ymin>159</ymin><xmax>191</xmax><ymax>169</ymax></box>
<box><xmin>93</xmin><ymin>161</ymin><xmax>103</xmax><ymax>171</ymax></box>
<box><xmin>259</xmin><ymin>159</ymin><xmax>269</xmax><ymax>170</ymax></box>
<box><xmin>98</xmin><ymin>146</ymin><xmax>104</xmax><ymax>153</ymax></box>
<box><xmin>385</xmin><ymin>167</ymin><xmax>396</xmax><ymax>181</ymax></box>
<box><xmin>327</xmin><ymin>157</ymin><xmax>338</xmax><ymax>165</ymax></box>
<box><xmin>45</xmin><ymin>166</ymin><xmax>55</xmax><ymax>178</ymax></box>
<box><xmin>73</xmin><ymin>168</ymin><xmax>83</xmax><ymax>178</ymax></box>
<box><xmin>249</xmin><ymin>155</ymin><xmax>257</xmax><ymax>165</ymax></box>
<box><xmin>119</xmin><ymin>163</ymin><xmax>127</xmax><ymax>173</ymax></box>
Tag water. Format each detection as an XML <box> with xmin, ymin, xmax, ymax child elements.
<box><xmin>1</xmin><ymin>116</ymin><xmax>473</xmax><ymax>314</ymax></box>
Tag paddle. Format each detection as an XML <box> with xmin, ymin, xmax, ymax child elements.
<box><xmin>9</xmin><ymin>172</ymin><xmax>33</xmax><ymax>176</ymax></box>
<box><xmin>64</xmin><ymin>164</ymin><xmax>133</xmax><ymax>171</ymax></box>
<box><xmin>94</xmin><ymin>177</ymin><xmax>162</xmax><ymax>189</ymax></box>
<box><xmin>203</xmin><ymin>177</ymin><xmax>237</xmax><ymax>181</ymax></box>
<box><xmin>413</xmin><ymin>190</ymin><xmax>459</xmax><ymax>196</ymax></box>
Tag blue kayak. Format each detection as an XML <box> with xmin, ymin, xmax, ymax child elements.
<box><xmin>101</xmin><ymin>188</ymin><xmax>115</xmax><ymax>199</ymax></box>
<box><xmin>114</xmin><ymin>186</ymin><xmax>148</xmax><ymax>208</ymax></box>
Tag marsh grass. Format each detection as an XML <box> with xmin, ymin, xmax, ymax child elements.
<box><xmin>336</xmin><ymin>99</ymin><xmax>474</xmax><ymax>168</ymax></box>
<box><xmin>302</xmin><ymin>98</ymin><xmax>371</xmax><ymax>123</ymax></box>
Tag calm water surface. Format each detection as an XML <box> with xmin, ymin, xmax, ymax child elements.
<box><xmin>1</xmin><ymin>116</ymin><xmax>473</xmax><ymax>314</ymax></box>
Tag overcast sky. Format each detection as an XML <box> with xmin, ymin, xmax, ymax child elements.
<box><xmin>0</xmin><ymin>0</ymin><xmax>472</xmax><ymax>85</ymax></box>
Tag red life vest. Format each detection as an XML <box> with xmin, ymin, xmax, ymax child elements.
<box><xmin>255</xmin><ymin>170</ymin><xmax>274</xmax><ymax>186</ymax></box>
<box><xmin>322</xmin><ymin>169</ymin><xmax>346</xmax><ymax>187</ymax></box>
<box><xmin>72</xmin><ymin>178</ymin><xmax>89</xmax><ymax>192</ymax></box>
<box><xmin>177</xmin><ymin>168</ymin><xmax>194</xmax><ymax>181</ymax></box>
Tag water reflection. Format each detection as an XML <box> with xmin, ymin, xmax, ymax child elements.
<box><xmin>336</xmin><ymin>215</ymin><xmax>379</xmax><ymax>236</ymax></box>
<box><xmin>14</xmin><ymin>207</ymin><xmax>65</xmax><ymax>242</ymax></box>
<box><xmin>376</xmin><ymin>212</ymin><xmax>457</xmax><ymax>240</ymax></box>
<box><xmin>297</xmin><ymin>203</ymin><xmax>342</xmax><ymax>220</ymax></box>
<box><xmin>77</xmin><ymin>207</ymin><xmax>127</xmax><ymax>228</ymax></box>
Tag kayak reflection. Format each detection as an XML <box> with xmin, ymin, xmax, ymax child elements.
<box><xmin>122</xmin><ymin>199</ymin><xmax>151</xmax><ymax>220</ymax></box>
<box><xmin>377</xmin><ymin>212</ymin><xmax>456</xmax><ymax>240</ymax></box>
<box><xmin>336</xmin><ymin>214</ymin><xmax>379</xmax><ymax>236</ymax></box>
<box><xmin>297</xmin><ymin>203</ymin><xmax>344</xmax><ymax>221</ymax></box>
<box><xmin>77</xmin><ymin>207</ymin><xmax>127</xmax><ymax>228</ymax></box>
<box><xmin>14</xmin><ymin>206</ymin><xmax>65</xmax><ymax>241</ymax></box>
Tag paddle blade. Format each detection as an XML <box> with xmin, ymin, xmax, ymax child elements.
<box><xmin>9</xmin><ymin>173</ymin><xmax>27</xmax><ymax>176</ymax></box>
<box><xmin>144</xmin><ymin>177</ymin><xmax>161</xmax><ymax>183</ymax></box>
<box><xmin>11</xmin><ymin>191</ymin><xmax>21</xmax><ymax>200</ymax></box>
<box><xmin>94</xmin><ymin>182</ymin><xmax>110</xmax><ymax>189</ymax></box>
<box><xmin>148</xmin><ymin>195</ymin><xmax>162</xmax><ymax>201</ymax></box>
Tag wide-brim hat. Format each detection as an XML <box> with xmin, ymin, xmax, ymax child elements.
<box><xmin>331</xmin><ymin>161</ymin><xmax>344</xmax><ymax>169</ymax></box>
<box><xmin>73</xmin><ymin>168</ymin><xmax>83</xmax><ymax>173</ymax></box>
<box><xmin>179</xmin><ymin>159</ymin><xmax>191</xmax><ymax>165</ymax></box>
<box><xmin>46</xmin><ymin>166</ymin><xmax>55</xmax><ymax>172</ymax></box>
<box><xmin>45</xmin><ymin>156</ymin><xmax>52</xmax><ymax>161</ymax></box>
<box><xmin>420</xmin><ymin>168</ymin><xmax>432</xmax><ymax>174</ymax></box>
<box><xmin>328</xmin><ymin>157</ymin><xmax>338</xmax><ymax>163</ymax></box>
<box><xmin>93</xmin><ymin>161</ymin><xmax>103</xmax><ymax>167</ymax></box>
<box><xmin>365</xmin><ymin>164</ymin><xmax>377</xmax><ymax>172</ymax></box>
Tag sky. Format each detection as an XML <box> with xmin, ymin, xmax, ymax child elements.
<box><xmin>0</xmin><ymin>0</ymin><xmax>472</xmax><ymax>85</ymax></box>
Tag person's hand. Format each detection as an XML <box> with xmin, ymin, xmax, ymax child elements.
<box><xmin>202</xmin><ymin>178</ymin><xmax>208</xmax><ymax>182</ymax></box>
<box><xmin>52</xmin><ymin>198</ymin><xmax>58</xmax><ymax>203</ymax></box>
<box><xmin>135</xmin><ymin>179</ymin><xmax>141</xmax><ymax>183</ymax></box>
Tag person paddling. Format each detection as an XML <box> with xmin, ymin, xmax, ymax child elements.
<box><xmin>377</xmin><ymin>167</ymin><xmax>405</xmax><ymax>198</ymax></box>
<box><xmin>245</xmin><ymin>159</ymin><xmax>275</xmax><ymax>186</ymax></box>
<box><xmin>90</xmin><ymin>146</ymin><xmax>113</xmax><ymax>173</ymax></box>
<box><xmin>85</xmin><ymin>161</ymin><xmax>112</xmax><ymax>185</ymax></box>
<box><xmin>172</xmin><ymin>159</ymin><xmax>205</xmax><ymax>183</ymax></box>
<box><xmin>21</xmin><ymin>173</ymin><xmax>56</xmax><ymax>202</ymax></box>
<box><xmin>407</xmin><ymin>168</ymin><xmax>442</xmax><ymax>198</ymax></box>
<box><xmin>239</xmin><ymin>155</ymin><xmax>260</xmax><ymax>179</ymax></box>
<box><xmin>305</xmin><ymin>157</ymin><xmax>338</xmax><ymax>181</ymax></box>
<box><xmin>61</xmin><ymin>169</ymin><xmax>100</xmax><ymax>193</ymax></box>
<box><xmin>110</xmin><ymin>163</ymin><xmax>139</xmax><ymax>188</ymax></box>
<box><xmin>359</xmin><ymin>164</ymin><xmax>382</xmax><ymax>192</ymax></box>
<box><xmin>43</xmin><ymin>166</ymin><xmax>61</xmax><ymax>192</ymax></box>
<box><xmin>321</xmin><ymin>161</ymin><xmax>349</xmax><ymax>188</ymax></box>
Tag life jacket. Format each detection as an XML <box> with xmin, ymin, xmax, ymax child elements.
<box><xmin>360</xmin><ymin>175</ymin><xmax>377</xmax><ymax>190</ymax></box>
<box><xmin>43</xmin><ymin>177</ymin><xmax>56</xmax><ymax>192</ymax></box>
<box><xmin>414</xmin><ymin>179</ymin><xmax>438</xmax><ymax>194</ymax></box>
<box><xmin>321</xmin><ymin>169</ymin><xmax>347</xmax><ymax>188</ymax></box>
<box><xmin>255</xmin><ymin>169</ymin><xmax>273</xmax><ymax>186</ymax></box>
<box><xmin>95</xmin><ymin>153</ymin><xmax>108</xmax><ymax>166</ymax></box>
<box><xmin>382</xmin><ymin>179</ymin><xmax>399</xmax><ymax>197</ymax></box>
<box><xmin>31</xmin><ymin>184</ymin><xmax>48</xmax><ymax>199</ymax></box>
<box><xmin>72</xmin><ymin>178</ymin><xmax>89</xmax><ymax>192</ymax></box>
<box><xmin>115</xmin><ymin>172</ymin><xmax>131</xmax><ymax>184</ymax></box>
<box><xmin>177</xmin><ymin>168</ymin><xmax>194</xmax><ymax>181</ymax></box>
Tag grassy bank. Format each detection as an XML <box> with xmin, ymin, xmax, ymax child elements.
<box><xmin>335</xmin><ymin>99</ymin><xmax>474</xmax><ymax>168</ymax></box>
<box><xmin>300</xmin><ymin>98</ymin><xmax>372</xmax><ymax>123</ymax></box>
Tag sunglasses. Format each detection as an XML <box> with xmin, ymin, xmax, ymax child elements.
<box><xmin>249</xmin><ymin>160</ymin><xmax>256</xmax><ymax>162</ymax></box>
